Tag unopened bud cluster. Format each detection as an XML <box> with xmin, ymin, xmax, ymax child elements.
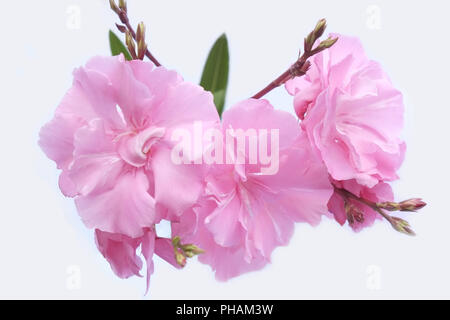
<box><xmin>288</xmin><ymin>19</ymin><xmax>338</xmax><ymax>81</ymax></box>
<box><xmin>304</xmin><ymin>19</ymin><xmax>338</xmax><ymax>56</ymax></box>
<box><xmin>110</xmin><ymin>0</ymin><xmax>147</xmax><ymax>60</ymax></box>
<box><xmin>172</xmin><ymin>236</ymin><xmax>205</xmax><ymax>267</ymax></box>
<box><xmin>377</xmin><ymin>198</ymin><xmax>426</xmax><ymax>236</ymax></box>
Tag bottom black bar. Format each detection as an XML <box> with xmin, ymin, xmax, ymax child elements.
<box><xmin>0</xmin><ymin>300</ymin><xmax>446</xmax><ymax>317</ymax></box>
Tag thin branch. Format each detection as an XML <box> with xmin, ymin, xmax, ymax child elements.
<box><xmin>251</xmin><ymin>19</ymin><xmax>337</xmax><ymax>99</ymax></box>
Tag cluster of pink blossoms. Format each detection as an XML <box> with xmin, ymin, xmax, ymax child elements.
<box><xmin>286</xmin><ymin>34</ymin><xmax>407</xmax><ymax>231</ymax></box>
<box><xmin>39</xmin><ymin>11</ymin><xmax>425</xmax><ymax>292</ymax></box>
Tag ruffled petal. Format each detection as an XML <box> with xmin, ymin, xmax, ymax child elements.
<box><xmin>75</xmin><ymin>170</ymin><xmax>155</xmax><ymax>238</ymax></box>
<box><xmin>251</xmin><ymin>136</ymin><xmax>333</xmax><ymax>225</ymax></box>
<box><xmin>72</xmin><ymin>66</ymin><xmax>125</xmax><ymax>131</ymax></box>
<box><xmin>204</xmin><ymin>191</ymin><xmax>245</xmax><ymax>247</ymax></box>
<box><xmin>129</xmin><ymin>62</ymin><xmax>182</xmax><ymax>109</ymax></box>
<box><xmin>38</xmin><ymin>113</ymin><xmax>84</xmax><ymax>170</ymax></box>
<box><xmin>94</xmin><ymin>229</ymin><xmax>143</xmax><ymax>279</ymax></box>
<box><xmin>70</xmin><ymin>119</ymin><xmax>124</xmax><ymax>195</ymax></box>
<box><xmin>150</xmin><ymin>81</ymin><xmax>219</xmax><ymax>130</ymax></box>
<box><xmin>151</xmin><ymin>146</ymin><xmax>205</xmax><ymax>218</ymax></box>
<box><xmin>173</xmin><ymin>199</ymin><xmax>268</xmax><ymax>281</ymax></box>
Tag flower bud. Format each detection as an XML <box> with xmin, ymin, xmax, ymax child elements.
<box><xmin>115</xmin><ymin>23</ymin><xmax>127</xmax><ymax>33</ymax></box>
<box><xmin>174</xmin><ymin>249</ymin><xmax>187</xmax><ymax>267</ymax></box>
<box><xmin>138</xmin><ymin>44</ymin><xmax>147</xmax><ymax>60</ymax></box>
<box><xmin>172</xmin><ymin>236</ymin><xmax>181</xmax><ymax>247</ymax></box>
<box><xmin>313</xmin><ymin>19</ymin><xmax>327</xmax><ymax>40</ymax></box>
<box><xmin>304</xmin><ymin>34</ymin><xmax>315</xmax><ymax>53</ymax></box>
<box><xmin>313</xmin><ymin>37</ymin><xmax>338</xmax><ymax>53</ymax></box>
<box><xmin>390</xmin><ymin>217</ymin><xmax>416</xmax><ymax>236</ymax></box>
<box><xmin>109</xmin><ymin>0</ymin><xmax>120</xmax><ymax>14</ymax></box>
<box><xmin>305</xmin><ymin>19</ymin><xmax>330</xmax><ymax>53</ymax></box>
<box><xmin>136</xmin><ymin>22</ymin><xmax>147</xmax><ymax>60</ymax></box>
<box><xmin>125</xmin><ymin>30</ymin><xmax>137</xmax><ymax>59</ymax></box>
<box><xmin>181</xmin><ymin>244</ymin><xmax>205</xmax><ymax>256</ymax></box>
<box><xmin>136</xmin><ymin>22</ymin><xmax>145</xmax><ymax>44</ymax></box>
<box><xmin>118</xmin><ymin>0</ymin><xmax>127</xmax><ymax>12</ymax></box>
<box><xmin>399</xmin><ymin>198</ymin><xmax>426</xmax><ymax>212</ymax></box>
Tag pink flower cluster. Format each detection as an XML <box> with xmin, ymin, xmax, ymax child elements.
<box><xmin>39</xmin><ymin>35</ymin><xmax>411</xmax><ymax>291</ymax></box>
<box><xmin>286</xmin><ymin>34</ymin><xmax>405</xmax><ymax>231</ymax></box>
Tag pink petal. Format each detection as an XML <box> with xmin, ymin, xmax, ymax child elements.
<box><xmin>205</xmin><ymin>191</ymin><xmax>245</xmax><ymax>247</ymax></box>
<box><xmin>252</xmin><ymin>136</ymin><xmax>333</xmax><ymax>225</ymax></box>
<box><xmin>70</xmin><ymin>120</ymin><xmax>124</xmax><ymax>195</ymax></box>
<box><xmin>58</xmin><ymin>170</ymin><xmax>78</xmax><ymax>197</ymax></box>
<box><xmin>173</xmin><ymin>199</ymin><xmax>268</xmax><ymax>281</ymax></box>
<box><xmin>38</xmin><ymin>113</ymin><xmax>84</xmax><ymax>170</ymax></box>
<box><xmin>73</xmin><ymin>66</ymin><xmax>125</xmax><ymax>131</ymax></box>
<box><xmin>150</xmin><ymin>81</ymin><xmax>219</xmax><ymax>130</ymax></box>
<box><xmin>199</xmin><ymin>240</ymin><xmax>268</xmax><ymax>282</ymax></box>
<box><xmin>75</xmin><ymin>170</ymin><xmax>155</xmax><ymax>238</ymax></box>
<box><xmin>141</xmin><ymin>228</ymin><xmax>156</xmax><ymax>294</ymax></box>
<box><xmin>222</xmin><ymin>98</ymin><xmax>300</xmax><ymax>150</ymax></box>
<box><xmin>154</xmin><ymin>237</ymin><xmax>182</xmax><ymax>269</ymax></box>
<box><xmin>94</xmin><ymin>229</ymin><xmax>143</xmax><ymax>279</ymax></box>
<box><xmin>129</xmin><ymin>62</ymin><xmax>183</xmax><ymax>109</ymax></box>
<box><xmin>151</xmin><ymin>146</ymin><xmax>205</xmax><ymax>218</ymax></box>
<box><xmin>246</xmin><ymin>196</ymin><xmax>295</xmax><ymax>258</ymax></box>
<box><xmin>327</xmin><ymin>191</ymin><xmax>347</xmax><ymax>226</ymax></box>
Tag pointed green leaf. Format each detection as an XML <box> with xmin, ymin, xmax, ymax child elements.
<box><xmin>109</xmin><ymin>30</ymin><xmax>132</xmax><ymax>61</ymax></box>
<box><xmin>200</xmin><ymin>34</ymin><xmax>229</xmax><ymax>116</ymax></box>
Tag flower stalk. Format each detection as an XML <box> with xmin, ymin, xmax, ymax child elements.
<box><xmin>251</xmin><ymin>19</ymin><xmax>338</xmax><ymax>99</ymax></box>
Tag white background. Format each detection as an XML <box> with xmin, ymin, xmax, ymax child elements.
<box><xmin>0</xmin><ymin>0</ymin><xmax>449</xmax><ymax>299</ymax></box>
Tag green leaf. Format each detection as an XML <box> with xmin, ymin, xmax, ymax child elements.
<box><xmin>200</xmin><ymin>34</ymin><xmax>230</xmax><ymax>116</ymax></box>
<box><xmin>109</xmin><ymin>30</ymin><xmax>132</xmax><ymax>61</ymax></box>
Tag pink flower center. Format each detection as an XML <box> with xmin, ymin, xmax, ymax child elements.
<box><xmin>117</xmin><ymin>127</ymin><xmax>165</xmax><ymax>167</ymax></box>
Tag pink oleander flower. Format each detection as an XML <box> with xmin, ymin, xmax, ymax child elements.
<box><xmin>39</xmin><ymin>55</ymin><xmax>220</xmax><ymax>284</ymax></box>
<box><xmin>172</xmin><ymin>99</ymin><xmax>333</xmax><ymax>281</ymax></box>
<box><xmin>286</xmin><ymin>34</ymin><xmax>406</xmax><ymax>188</ymax></box>
<box><xmin>328</xmin><ymin>180</ymin><xmax>394</xmax><ymax>231</ymax></box>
